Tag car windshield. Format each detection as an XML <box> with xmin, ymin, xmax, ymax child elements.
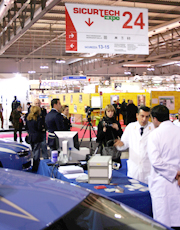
<box><xmin>44</xmin><ymin>193</ymin><xmax>167</xmax><ymax>230</ymax></box>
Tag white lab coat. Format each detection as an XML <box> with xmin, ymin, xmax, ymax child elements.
<box><xmin>147</xmin><ymin>120</ymin><xmax>180</xmax><ymax>227</ymax></box>
<box><xmin>173</xmin><ymin>119</ymin><xmax>180</xmax><ymax>127</ymax></box>
<box><xmin>117</xmin><ymin>121</ymin><xmax>154</xmax><ymax>184</ymax></box>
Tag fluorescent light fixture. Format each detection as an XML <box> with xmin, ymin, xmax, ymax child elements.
<box><xmin>124</xmin><ymin>71</ymin><xmax>131</xmax><ymax>75</ymax></box>
<box><xmin>40</xmin><ymin>65</ymin><xmax>49</xmax><ymax>69</ymax></box>
<box><xmin>56</xmin><ymin>60</ymin><xmax>66</xmax><ymax>64</ymax></box>
<box><xmin>28</xmin><ymin>70</ymin><xmax>36</xmax><ymax>74</ymax></box>
<box><xmin>123</xmin><ymin>64</ymin><xmax>151</xmax><ymax>68</ymax></box>
<box><xmin>159</xmin><ymin>61</ymin><xmax>180</xmax><ymax>67</ymax></box>
<box><xmin>147</xmin><ymin>67</ymin><xmax>155</xmax><ymax>71</ymax></box>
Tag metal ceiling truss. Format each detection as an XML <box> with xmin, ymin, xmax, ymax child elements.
<box><xmin>0</xmin><ymin>0</ymin><xmax>61</xmax><ymax>55</ymax></box>
<box><xmin>1</xmin><ymin>0</ymin><xmax>180</xmax><ymax>78</ymax></box>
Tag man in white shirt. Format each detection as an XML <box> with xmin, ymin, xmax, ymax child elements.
<box><xmin>147</xmin><ymin>105</ymin><xmax>180</xmax><ymax>229</ymax></box>
<box><xmin>173</xmin><ymin>108</ymin><xmax>180</xmax><ymax>127</ymax></box>
<box><xmin>114</xmin><ymin>106</ymin><xmax>154</xmax><ymax>184</ymax></box>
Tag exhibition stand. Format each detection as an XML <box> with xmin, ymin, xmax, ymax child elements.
<box><xmin>37</xmin><ymin>159</ymin><xmax>152</xmax><ymax>217</ymax></box>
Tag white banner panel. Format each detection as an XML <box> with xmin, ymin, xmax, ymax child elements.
<box><xmin>65</xmin><ymin>3</ymin><xmax>148</xmax><ymax>55</ymax></box>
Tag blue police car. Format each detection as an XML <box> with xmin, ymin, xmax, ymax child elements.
<box><xmin>0</xmin><ymin>139</ymin><xmax>31</xmax><ymax>170</ymax></box>
<box><xmin>0</xmin><ymin>168</ymin><xmax>171</xmax><ymax>230</ymax></box>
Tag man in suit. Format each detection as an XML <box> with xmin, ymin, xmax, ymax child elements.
<box><xmin>45</xmin><ymin>98</ymin><xmax>65</xmax><ymax>150</ymax></box>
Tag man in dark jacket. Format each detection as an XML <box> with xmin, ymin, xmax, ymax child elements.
<box><xmin>121</xmin><ymin>99</ymin><xmax>127</xmax><ymax>125</ymax></box>
<box><xmin>12</xmin><ymin>105</ymin><xmax>23</xmax><ymax>142</ymax></box>
<box><xmin>112</xmin><ymin>99</ymin><xmax>121</xmax><ymax>122</ymax></box>
<box><xmin>126</xmin><ymin>100</ymin><xmax>138</xmax><ymax>125</ymax></box>
<box><xmin>45</xmin><ymin>98</ymin><xmax>65</xmax><ymax>150</ymax></box>
<box><xmin>11</xmin><ymin>96</ymin><xmax>21</xmax><ymax>111</ymax></box>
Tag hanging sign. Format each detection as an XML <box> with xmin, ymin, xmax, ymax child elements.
<box><xmin>65</xmin><ymin>3</ymin><xmax>148</xmax><ymax>55</ymax></box>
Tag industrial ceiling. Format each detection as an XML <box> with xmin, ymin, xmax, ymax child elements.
<box><xmin>1</xmin><ymin>0</ymin><xmax>180</xmax><ymax>78</ymax></box>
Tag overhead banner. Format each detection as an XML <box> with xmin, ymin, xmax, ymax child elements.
<box><xmin>65</xmin><ymin>3</ymin><xmax>148</xmax><ymax>55</ymax></box>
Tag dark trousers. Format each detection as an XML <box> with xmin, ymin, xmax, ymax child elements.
<box><xmin>40</xmin><ymin>132</ymin><xmax>48</xmax><ymax>159</ymax></box>
<box><xmin>14</xmin><ymin>128</ymin><xmax>22</xmax><ymax>142</ymax></box>
<box><xmin>121</xmin><ymin>112</ymin><xmax>127</xmax><ymax>125</ymax></box>
<box><xmin>115</xmin><ymin>113</ymin><xmax>120</xmax><ymax>122</ymax></box>
<box><xmin>31</xmin><ymin>142</ymin><xmax>41</xmax><ymax>172</ymax></box>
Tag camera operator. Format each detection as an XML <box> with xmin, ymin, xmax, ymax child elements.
<box><xmin>96</xmin><ymin>104</ymin><xmax>123</xmax><ymax>163</ymax></box>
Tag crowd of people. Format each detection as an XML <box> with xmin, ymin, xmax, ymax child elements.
<box><xmin>2</xmin><ymin>95</ymin><xmax>180</xmax><ymax>229</ymax></box>
<box><xmin>8</xmin><ymin>97</ymin><xmax>71</xmax><ymax>172</ymax></box>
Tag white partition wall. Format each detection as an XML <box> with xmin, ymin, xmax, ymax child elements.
<box><xmin>0</xmin><ymin>73</ymin><xmax>29</xmax><ymax>127</ymax></box>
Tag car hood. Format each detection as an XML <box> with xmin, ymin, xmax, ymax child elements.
<box><xmin>0</xmin><ymin>139</ymin><xmax>29</xmax><ymax>154</ymax></box>
<box><xmin>0</xmin><ymin>168</ymin><xmax>90</xmax><ymax>230</ymax></box>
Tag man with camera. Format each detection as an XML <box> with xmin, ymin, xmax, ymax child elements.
<box><xmin>96</xmin><ymin>104</ymin><xmax>123</xmax><ymax>164</ymax></box>
<box><xmin>114</xmin><ymin>106</ymin><xmax>154</xmax><ymax>184</ymax></box>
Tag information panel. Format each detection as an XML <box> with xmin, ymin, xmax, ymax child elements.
<box><xmin>65</xmin><ymin>3</ymin><xmax>148</xmax><ymax>55</ymax></box>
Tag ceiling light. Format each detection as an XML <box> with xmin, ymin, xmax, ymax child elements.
<box><xmin>28</xmin><ymin>70</ymin><xmax>36</xmax><ymax>74</ymax></box>
<box><xmin>124</xmin><ymin>71</ymin><xmax>131</xmax><ymax>75</ymax></box>
<box><xmin>123</xmin><ymin>64</ymin><xmax>151</xmax><ymax>68</ymax></box>
<box><xmin>147</xmin><ymin>67</ymin><xmax>155</xmax><ymax>71</ymax></box>
<box><xmin>40</xmin><ymin>65</ymin><xmax>49</xmax><ymax>69</ymax></box>
<box><xmin>56</xmin><ymin>60</ymin><xmax>66</xmax><ymax>64</ymax></box>
<box><xmin>159</xmin><ymin>61</ymin><xmax>180</xmax><ymax>67</ymax></box>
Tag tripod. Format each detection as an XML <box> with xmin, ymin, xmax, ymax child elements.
<box><xmin>79</xmin><ymin>116</ymin><xmax>97</xmax><ymax>155</ymax></box>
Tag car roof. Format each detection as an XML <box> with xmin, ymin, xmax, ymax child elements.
<box><xmin>0</xmin><ymin>168</ymin><xmax>90</xmax><ymax>230</ymax></box>
<box><xmin>0</xmin><ymin>139</ymin><xmax>29</xmax><ymax>153</ymax></box>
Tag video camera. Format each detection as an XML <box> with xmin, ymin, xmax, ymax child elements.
<box><xmin>85</xmin><ymin>106</ymin><xmax>94</xmax><ymax>116</ymax></box>
<box><xmin>103</xmin><ymin>117</ymin><xmax>113</xmax><ymax>128</ymax></box>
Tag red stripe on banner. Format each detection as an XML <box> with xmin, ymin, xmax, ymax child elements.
<box><xmin>65</xmin><ymin>6</ymin><xmax>77</xmax><ymax>52</ymax></box>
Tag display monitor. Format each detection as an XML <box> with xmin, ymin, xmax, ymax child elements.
<box><xmin>54</xmin><ymin>131</ymin><xmax>79</xmax><ymax>151</ymax></box>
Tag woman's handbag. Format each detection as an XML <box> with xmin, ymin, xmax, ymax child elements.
<box><xmin>25</xmin><ymin>135</ymin><xmax>30</xmax><ymax>144</ymax></box>
<box><xmin>101</xmin><ymin>128</ymin><xmax>121</xmax><ymax>161</ymax></box>
<box><xmin>102</xmin><ymin>142</ymin><xmax>121</xmax><ymax>161</ymax></box>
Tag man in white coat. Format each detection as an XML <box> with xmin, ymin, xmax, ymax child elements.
<box><xmin>148</xmin><ymin>105</ymin><xmax>180</xmax><ymax>229</ymax></box>
<box><xmin>114</xmin><ymin>106</ymin><xmax>154</xmax><ymax>184</ymax></box>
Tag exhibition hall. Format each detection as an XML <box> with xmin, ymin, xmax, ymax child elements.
<box><xmin>0</xmin><ymin>0</ymin><xmax>180</xmax><ymax>229</ymax></box>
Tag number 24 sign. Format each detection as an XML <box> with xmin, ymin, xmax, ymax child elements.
<box><xmin>123</xmin><ymin>12</ymin><xmax>145</xmax><ymax>29</ymax></box>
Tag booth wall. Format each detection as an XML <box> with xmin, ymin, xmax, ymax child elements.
<box><xmin>0</xmin><ymin>73</ymin><xmax>29</xmax><ymax>126</ymax></box>
<box><xmin>151</xmin><ymin>91</ymin><xmax>179</xmax><ymax>114</ymax></box>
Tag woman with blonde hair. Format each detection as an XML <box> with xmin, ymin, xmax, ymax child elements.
<box><xmin>26</xmin><ymin>106</ymin><xmax>43</xmax><ymax>172</ymax></box>
<box><xmin>96</xmin><ymin>104</ymin><xmax>123</xmax><ymax>165</ymax></box>
<box><xmin>61</xmin><ymin>105</ymin><xmax>72</xmax><ymax>131</ymax></box>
